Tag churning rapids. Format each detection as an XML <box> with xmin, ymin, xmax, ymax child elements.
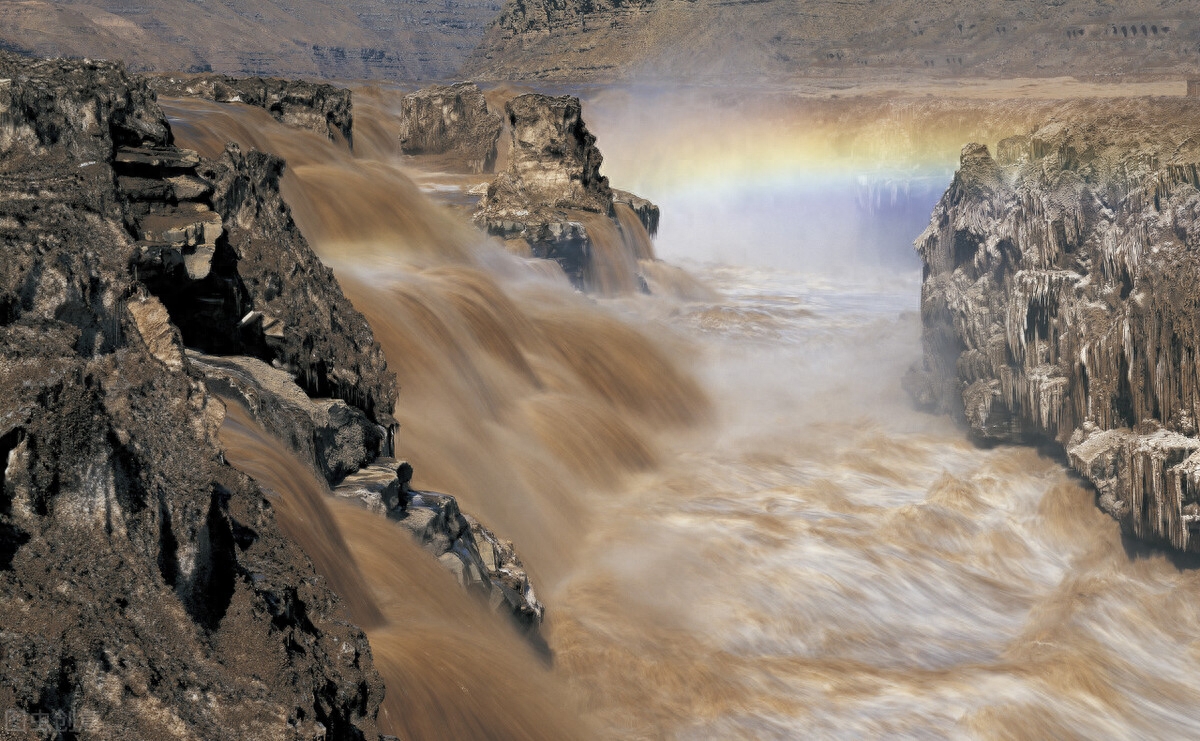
<box><xmin>162</xmin><ymin>91</ymin><xmax>1200</xmax><ymax>740</ymax></box>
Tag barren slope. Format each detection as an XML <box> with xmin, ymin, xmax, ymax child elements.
<box><xmin>464</xmin><ymin>0</ymin><xmax>1200</xmax><ymax>82</ymax></box>
<box><xmin>0</xmin><ymin>0</ymin><xmax>501</xmax><ymax>80</ymax></box>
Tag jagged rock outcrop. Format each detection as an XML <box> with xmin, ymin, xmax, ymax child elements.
<box><xmin>910</xmin><ymin>99</ymin><xmax>1200</xmax><ymax>552</ymax></box>
<box><xmin>398</xmin><ymin>82</ymin><xmax>503</xmax><ymax>173</ymax></box>
<box><xmin>613</xmin><ymin>189</ymin><xmax>660</xmax><ymax>237</ymax></box>
<box><xmin>335</xmin><ymin>462</ymin><xmax>545</xmax><ymax>632</ymax></box>
<box><xmin>188</xmin><ymin>352</ymin><xmax>388</xmax><ymax>484</ymax></box>
<box><xmin>475</xmin><ymin>93</ymin><xmax>661</xmax><ymax>291</ymax></box>
<box><xmin>149</xmin><ymin>74</ymin><xmax>354</xmax><ymax>146</ymax></box>
<box><xmin>482</xmin><ymin>94</ymin><xmax>612</xmax><ymax>218</ymax></box>
<box><xmin>0</xmin><ymin>52</ymin><xmax>383</xmax><ymax>739</ymax></box>
<box><xmin>194</xmin><ymin>144</ymin><xmax>397</xmax><ymax>426</ymax></box>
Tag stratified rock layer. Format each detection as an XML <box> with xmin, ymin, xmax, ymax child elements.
<box><xmin>911</xmin><ymin>98</ymin><xmax>1200</xmax><ymax>552</ymax></box>
<box><xmin>0</xmin><ymin>0</ymin><xmax>499</xmax><ymax>81</ymax></box>
<box><xmin>0</xmin><ymin>52</ymin><xmax>383</xmax><ymax>739</ymax></box>
<box><xmin>398</xmin><ymin>82</ymin><xmax>503</xmax><ymax>173</ymax></box>
<box><xmin>465</xmin><ymin>0</ymin><xmax>1200</xmax><ymax>82</ymax></box>
<box><xmin>149</xmin><ymin>74</ymin><xmax>354</xmax><ymax>146</ymax></box>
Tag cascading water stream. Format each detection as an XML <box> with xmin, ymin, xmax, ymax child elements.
<box><xmin>168</xmin><ymin>90</ymin><xmax>1200</xmax><ymax>739</ymax></box>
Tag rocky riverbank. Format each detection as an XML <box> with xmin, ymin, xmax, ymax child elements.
<box><xmin>0</xmin><ymin>52</ymin><xmax>544</xmax><ymax>738</ymax></box>
<box><xmin>909</xmin><ymin>97</ymin><xmax>1200</xmax><ymax>552</ymax></box>
<box><xmin>0</xmin><ymin>51</ymin><xmax>385</xmax><ymax>740</ymax></box>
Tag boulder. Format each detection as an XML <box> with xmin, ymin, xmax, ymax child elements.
<box><xmin>334</xmin><ymin>460</ymin><xmax>546</xmax><ymax>634</ymax></box>
<box><xmin>398</xmin><ymin>82</ymin><xmax>503</xmax><ymax>173</ymax></box>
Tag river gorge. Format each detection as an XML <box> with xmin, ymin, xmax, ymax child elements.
<box><xmin>173</xmin><ymin>84</ymin><xmax>1200</xmax><ymax>738</ymax></box>
<box><xmin>3</xmin><ymin>50</ymin><xmax>1200</xmax><ymax>739</ymax></box>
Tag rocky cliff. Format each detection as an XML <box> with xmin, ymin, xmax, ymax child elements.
<box><xmin>0</xmin><ymin>52</ymin><xmax>386</xmax><ymax>739</ymax></box>
<box><xmin>398</xmin><ymin>82</ymin><xmax>503</xmax><ymax>173</ymax></box>
<box><xmin>475</xmin><ymin>93</ymin><xmax>660</xmax><ymax>291</ymax></box>
<box><xmin>149</xmin><ymin>74</ymin><xmax>354</xmax><ymax>146</ymax></box>
<box><xmin>910</xmin><ymin>98</ymin><xmax>1200</xmax><ymax>552</ymax></box>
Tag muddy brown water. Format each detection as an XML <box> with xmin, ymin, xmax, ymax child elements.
<box><xmin>167</xmin><ymin>93</ymin><xmax>1200</xmax><ymax>739</ymax></box>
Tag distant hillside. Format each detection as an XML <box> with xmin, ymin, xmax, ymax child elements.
<box><xmin>3</xmin><ymin>0</ymin><xmax>1197</xmax><ymax>84</ymax></box>
<box><xmin>0</xmin><ymin>0</ymin><xmax>501</xmax><ymax>81</ymax></box>
<box><xmin>462</xmin><ymin>0</ymin><xmax>1200</xmax><ymax>82</ymax></box>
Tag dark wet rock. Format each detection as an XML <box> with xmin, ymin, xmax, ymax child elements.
<box><xmin>398</xmin><ymin>82</ymin><xmax>503</xmax><ymax>173</ymax></box>
<box><xmin>188</xmin><ymin>352</ymin><xmax>388</xmax><ymax>485</ymax></box>
<box><xmin>0</xmin><ymin>52</ymin><xmax>383</xmax><ymax>739</ymax></box>
<box><xmin>194</xmin><ymin>143</ymin><xmax>397</xmax><ymax>426</ymax></box>
<box><xmin>614</xmin><ymin>189</ymin><xmax>660</xmax><ymax>238</ymax></box>
<box><xmin>149</xmin><ymin>73</ymin><xmax>354</xmax><ymax>147</ymax></box>
<box><xmin>333</xmin><ymin>462</ymin><xmax>545</xmax><ymax>633</ymax></box>
<box><xmin>911</xmin><ymin>99</ymin><xmax>1200</xmax><ymax>553</ymax></box>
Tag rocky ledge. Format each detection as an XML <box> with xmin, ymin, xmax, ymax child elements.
<box><xmin>148</xmin><ymin>73</ymin><xmax>354</xmax><ymax>147</ymax></box>
<box><xmin>190</xmin><ymin>350</ymin><xmax>546</xmax><ymax>633</ymax></box>
<box><xmin>909</xmin><ymin>98</ymin><xmax>1200</xmax><ymax>552</ymax></box>
<box><xmin>398</xmin><ymin>82</ymin><xmax>503</xmax><ymax>174</ymax></box>
<box><xmin>474</xmin><ymin>93</ymin><xmax>661</xmax><ymax>290</ymax></box>
<box><xmin>334</xmin><ymin>462</ymin><xmax>545</xmax><ymax>633</ymax></box>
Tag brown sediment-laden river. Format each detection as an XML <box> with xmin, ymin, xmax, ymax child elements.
<box><xmin>165</xmin><ymin>89</ymin><xmax>1200</xmax><ymax>740</ymax></box>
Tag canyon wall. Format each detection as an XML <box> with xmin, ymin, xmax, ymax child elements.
<box><xmin>0</xmin><ymin>52</ymin><xmax>386</xmax><ymax>740</ymax></box>
<box><xmin>0</xmin><ymin>53</ymin><xmax>554</xmax><ymax>740</ymax></box>
<box><xmin>910</xmin><ymin>98</ymin><xmax>1200</xmax><ymax>552</ymax></box>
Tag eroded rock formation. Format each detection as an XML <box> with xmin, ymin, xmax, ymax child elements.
<box><xmin>910</xmin><ymin>99</ymin><xmax>1200</xmax><ymax>552</ymax></box>
<box><xmin>149</xmin><ymin>73</ymin><xmax>354</xmax><ymax>146</ymax></box>
<box><xmin>0</xmin><ymin>54</ymin><xmax>550</xmax><ymax>721</ymax></box>
<box><xmin>475</xmin><ymin>93</ymin><xmax>661</xmax><ymax>291</ymax></box>
<box><xmin>398</xmin><ymin>82</ymin><xmax>503</xmax><ymax>173</ymax></box>
<box><xmin>0</xmin><ymin>52</ymin><xmax>383</xmax><ymax>739</ymax></box>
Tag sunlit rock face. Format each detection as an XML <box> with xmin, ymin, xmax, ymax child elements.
<box><xmin>465</xmin><ymin>0</ymin><xmax>1200</xmax><ymax>82</ymax></box>
<box><xmin>474</xmin><ymin>93</ymin><xmax>660</xmax><ymax>292</ymax></box>
<box><xmin>398</xmin><ymin>82</ymin><xmax>503</xmax><ymax>173</ymax></box>
<box><xmin>483</xmin><ymin>94</ymin><xmax>613</xmax><ymax>218</ymax></box>
<box><xmin>911</xmin><ymin>99</ymin><xmax>1200</xmax><ymax>552</ymax></box>
<box><xmin>0</xmin><ymin>52</ymin><xmax>387</xmax><ymax>739</ymax></box>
